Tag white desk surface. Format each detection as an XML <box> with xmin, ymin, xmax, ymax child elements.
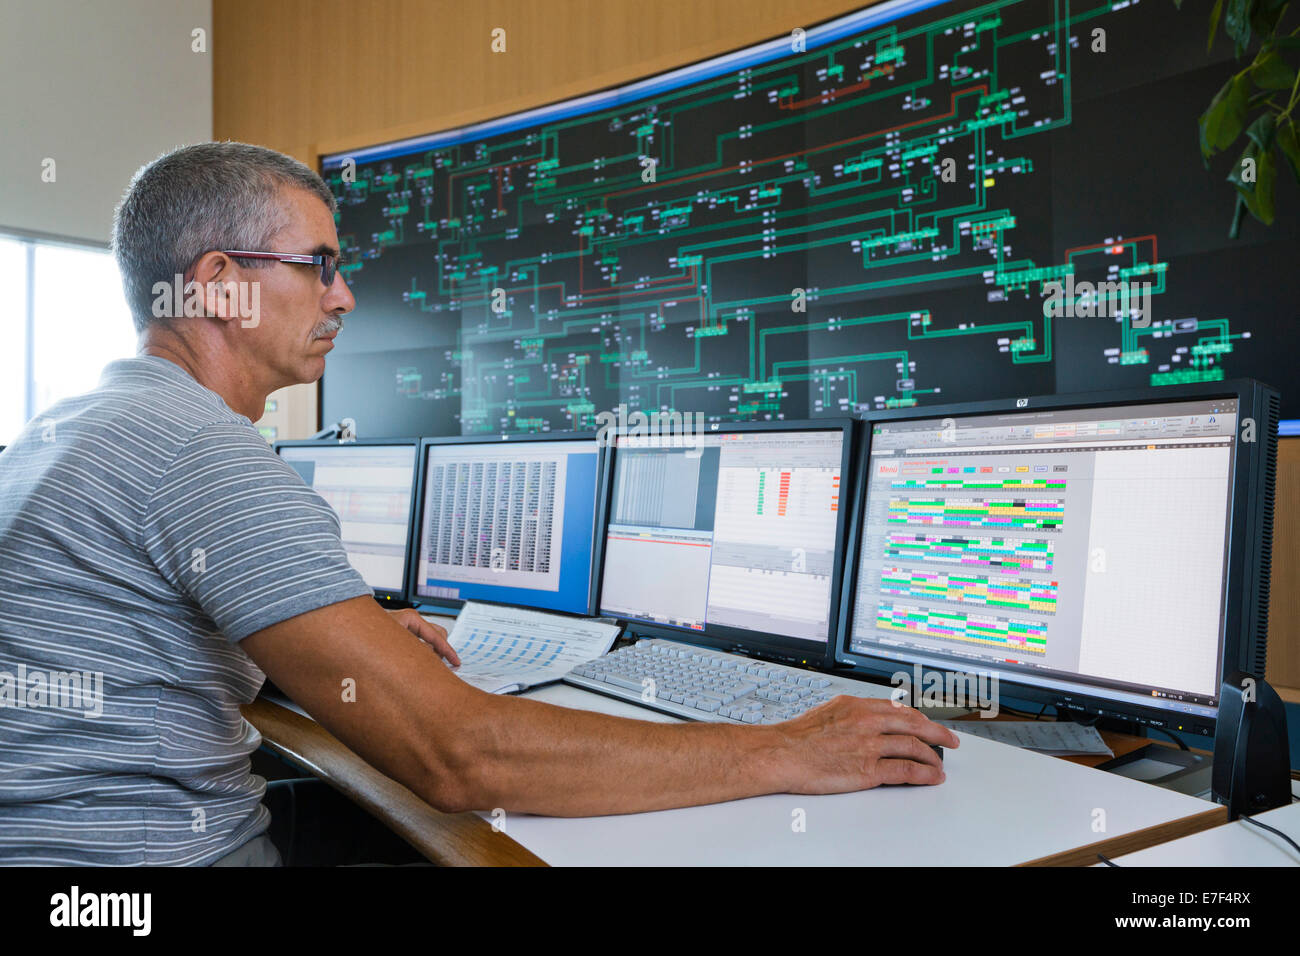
<box><xmin>472</xmin><ymin>681</ymin><xmax>1217</xmax><ymax>866</ymax></box>
<box><xmin>420</xmin><ymin>610</ymin><xmax>1220</xmax><ymax>866</ymax></box>
<box><xmin>1105</xmin><ymin>798</ymin><xmax>1300</xmax><ymax>866</ymax></box>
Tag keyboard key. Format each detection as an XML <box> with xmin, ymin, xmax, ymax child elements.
<box><xmin>604</xmin><ymin>675</ymin><xmax>645</xmax><ymax>691</ymax></box>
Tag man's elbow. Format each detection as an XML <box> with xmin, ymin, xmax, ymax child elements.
<box><xmin>413</xmin><ymin>729</ymin><xmax>496</xmax><ymax>814</ymax></box>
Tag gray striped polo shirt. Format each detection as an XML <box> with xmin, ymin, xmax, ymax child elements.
<box><xmin>0</xmin><ymin>355</ymin><xmax>371</xmax><ymax>864</ymax></box>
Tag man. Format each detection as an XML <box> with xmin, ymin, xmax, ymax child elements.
<box><xmin>0</xmin><ymin>142</ymin><xmax>957</xmax><ymax>865</ymax></box>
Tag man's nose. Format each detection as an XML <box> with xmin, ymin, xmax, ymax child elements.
<box><xmin>326</xmin><ymin>270</ymin><xmax>356</xmax><ymax>314</ymax></box>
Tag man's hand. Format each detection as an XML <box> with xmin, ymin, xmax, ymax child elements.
<box><xmin>775</xmin><ymin>696</ymin><xmax>961</xmax><ymax>792</ymax></box>
<box><xmin>386</xmin><ymin>607</ymin><xmax>460</xmax><ymax>667</ymax></box>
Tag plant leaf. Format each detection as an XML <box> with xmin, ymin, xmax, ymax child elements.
<box><xmin>1208</xmin><ymin>0</ymin><xmax>1226</xmax><ymax>50</ymax></box>
<box><xmin>1246</xmin><ymin>111</ymin><xmax>1277</xmax><ymax>150</ymax></box>
<box><xmin>1200</xmin><ymin>73</ymin><xmax>1251</xmax><ymax>156</ymax></box>
<box><xmin>1250</xmin><ymin>0</ymin><xmax>1286</xmax><ymax>37</ymax></box>
<box><xmin>1277</xmin><ymin>121</ymin><xmax>1300</xmax><ymax>183</ymax></box>
<box><xmin>1230</xmin><ymin>143</ymin><xmax>1276</xmax><ymax>226</ymax></box>
<box><xmin>1251</xmin><ymin>50</ymin><xmax>1296</xmax><ymax>89</ymax></box>
<box><xmin>1254</xmin><ymin>150</ymin><xmax>1276</xmax><ymax>225</ymax></box>
<box><xmin>1227</xmin><ymin>141</ymin><xmax>1260</xmax><ymax>189</ymax></box>
<box><xmin>1223</xmin><ymin>0</ymin><xmax>1255</xmax><ymax>55</ymax></box>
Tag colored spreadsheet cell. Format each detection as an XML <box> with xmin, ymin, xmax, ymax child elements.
<box><xmin>879</xmin><ymin>567</ymin><xmax>1058</xmax><ymax>613</ymax></box>
<box><xmin>887</xmin><ymin>497</ymin><xmax>1064</xmax><ymax>531</ymax></box>
<box><xmin>890</xmin><ymin>478</ymin><xmax>1066</xmax><ymax>491</ymax></box>
<box><xmin>875</xmin><ymin>602</ymin><xmax>1048</xmax><ymax>654</ymax></box>
<box><xmin>883</xmin><ymin>532</ymin><xmax>1054</xmax><ymax>573</ymax></box>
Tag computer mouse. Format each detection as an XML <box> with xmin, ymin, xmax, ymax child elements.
<box><xmin>931</xmin><ymin>744</ymin><xmax>944</xmax><ymax>760</ymax></box>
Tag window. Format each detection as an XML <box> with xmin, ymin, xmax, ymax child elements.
<box><xmin>0</xmin><ymin>235</ymin><xmax>137</xmax><ymax>446</ymax></box>
<box><xmin>0</xmin><ymin>237</ymin><xmax>26</xmax><ymax>445</ymax></box>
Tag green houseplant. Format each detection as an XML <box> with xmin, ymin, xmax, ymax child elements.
<box><xmin>1186</xmin><ymin>0</ymin><xmax>1300</xmax><ymax>234</ymax></box>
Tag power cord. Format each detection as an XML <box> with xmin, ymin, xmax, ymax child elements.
<box><xmin>993</xmin><ymin>702</ymin><xmax>1053</xmax><ymax>720</ymax></box>
<box><xmin>1146</xmin><ymin>726</ymin><xmax>1190</xmax><ymax>751</ymax></box>
<box><xmin>1239</xmin><ymin>813</ymin><xmax>1300</xmax><ymax>859</ymax></box>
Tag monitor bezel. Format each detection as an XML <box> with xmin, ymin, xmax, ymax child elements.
<box><xmin>834</xmin><ymin>379</ymin><xmax>1277</xmax><ymax>736</ymax></box>
<box><xmin>273</xmin><ymin>437</ymin><xmax>421</xmax><ymax>603</ymax></box>
<box><xmin>591</xmin><ymin>417</ymin><xmax>859</xmax><ymax>669</ymax></box>
<box><xmin>406</xmin><ymin>430</ymin><xmax>602</xmax><ymax>614</ymax></box>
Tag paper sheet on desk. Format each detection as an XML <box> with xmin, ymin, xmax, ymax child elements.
<box><xmin>436</xmin><ymin>602</ymin><xmax>621</xmax><ymax>694</ymax></box>
<box><xmin>937</xmin><ymin>719</ymin><xmax>1114</xmax><ymax>756</ymax></box>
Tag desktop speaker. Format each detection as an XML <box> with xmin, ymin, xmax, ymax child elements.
<box><xmin>1211</xmin><ymin>671</ymin><xmax>1292</xmax><ymax>819</ymax></box>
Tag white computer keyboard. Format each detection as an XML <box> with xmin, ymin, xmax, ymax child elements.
<box><xmin>563</xmin><ymin>638</ymin><xmax>897</xmax><ymax>724</ymax></box>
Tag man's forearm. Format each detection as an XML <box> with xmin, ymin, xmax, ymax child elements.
<box><xmin>425</xmin><ymin>691</ymin><xmax>794</xmax><ymax>816</ymax></box>
<box><xmin>243</xmin><ymin>598</ymin><xmax>950</xmax><ymax>820</ymax></box>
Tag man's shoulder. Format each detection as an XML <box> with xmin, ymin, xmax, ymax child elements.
<box><xmin>94</xmin><ymin>355</ymin><xmax>253</xmax><ymax>433</ymax></box>
<box><xmin>8</xmin><ymin>356</ymin><xmax>274</xmax><ymax>493</ymax></box>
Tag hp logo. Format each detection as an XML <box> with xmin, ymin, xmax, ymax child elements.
<box><xmin>1016</xmin><ymin>398</ymin><xmax>1029</xmax><ymax>408</ymax></box>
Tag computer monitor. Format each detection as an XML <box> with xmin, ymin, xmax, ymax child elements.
<box><xmin>275</xmin><ymin>439</ymin><xmax>419</xmax><ymax>601</ymax></box>
<box><xmin>408</xmin><ymin>432</ymin><xmax>600</xmax><ymax>615</ymax></box>
<box><xmin>593</xmin><ymin>420</ymin><xmax>856</xmax><ymax>667</ymax></box>
<box><xmin>836</xmin><ymin>380</ymin><xmax>1279</xmax><ymax>738</ymax></box>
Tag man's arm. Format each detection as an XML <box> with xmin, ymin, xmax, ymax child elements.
<box><xmin>240</xmin><ymin>596</ymin><xmax>959</xmax><ymax>816</ymax></box>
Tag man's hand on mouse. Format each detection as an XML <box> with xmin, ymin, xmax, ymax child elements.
<box><xmin>775</xmin><ymin>696</ymin><xmax>960</xmax><ymax>792</ymax></box>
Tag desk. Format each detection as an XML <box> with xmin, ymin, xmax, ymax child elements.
<box><xmin>243</xmin><ymin>678</ymin><xmax>1225</xmax><ymax>866</ymax></box>
<box><xmin>1101</xmin><ymin>800</ymin><xmax>1300</xmax><ymax>866</ymax></box>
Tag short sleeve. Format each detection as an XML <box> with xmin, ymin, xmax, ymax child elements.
<box><xmin>143</xmin><ymin>423</ymin><xmax>374</xmax><ymax>641</ymax></box>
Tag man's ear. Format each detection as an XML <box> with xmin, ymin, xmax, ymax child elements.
<box><xmin>187</xmin><ymin>250</ymin><xmax>240</xmax><ymax>322</ymax></box>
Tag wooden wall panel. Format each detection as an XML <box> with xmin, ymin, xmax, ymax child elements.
<box><xmin>213</xmin><ymin>0</ymin><xmax>881</xmax><ymax>167</ymax></box>
<box><xmin>1269</xmin><ymin>438</ymin><xmax>1300</xmax><ymax>699</ymax></box>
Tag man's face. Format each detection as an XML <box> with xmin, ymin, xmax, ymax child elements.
<box><xmin>238</xmin><ymin>186</ymin><xmax>356</xmax><ymax>388</ymax></box>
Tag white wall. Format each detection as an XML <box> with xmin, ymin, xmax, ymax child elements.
<box><xmin>0</xmin><ymin>0</ymin><xmax>212</xmax><ymax>245</ymax></box>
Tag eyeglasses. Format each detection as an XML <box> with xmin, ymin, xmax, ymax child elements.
<box><xmin>220</xmin><ymin>250</ymin><xmax>342</xmax><ymax>286</ymax></box>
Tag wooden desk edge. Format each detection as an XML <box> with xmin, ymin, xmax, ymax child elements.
<box><xmin>1017</xmin><ymin>805</ymin><xmax>1229</xmax><ymax>866</ymax></box>
<box><xmin>242</xmin><ymin>697</ymin><xmax>546</xmax><ymax>867</ymax></box>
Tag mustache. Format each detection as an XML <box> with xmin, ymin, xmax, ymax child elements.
<box><xmin>312</xmin><ymin>316</ymin><xmax>344</xmax><ymax>338</ymax></box>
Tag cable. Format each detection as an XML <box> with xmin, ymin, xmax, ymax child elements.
<box><xmin>1146</xmin><ymin>726</ymin><xmax>1190</xmax><ymax>751</ymax></box>
<box><xmin>1239</xmin><ymin>813</ymin><xmax>1300</xmax><ymax>859</ymax></box>
<box><xmin>1096</xmin><ymin>853</ymin><xmax>1120</xmax><ymax>866</ymax></box>
<box><xmin>994</xmin><ymin>702</ymin><xmax>1053</xmax><ymax>720</ymax></box>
